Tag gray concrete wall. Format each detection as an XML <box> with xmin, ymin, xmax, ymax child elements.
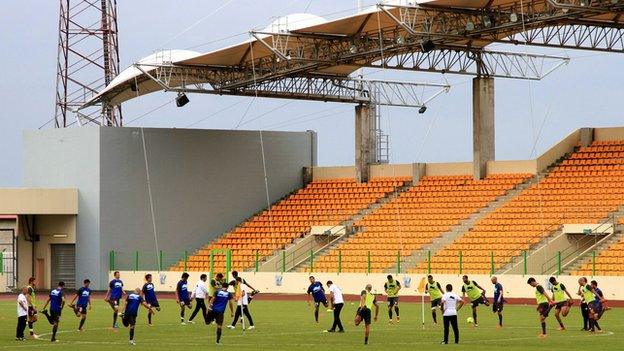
<box><xmin>23</xmin><ymin>128</ymin><xmax>101</xmax><ymax>288</ymax></box>
<box><xmin>23</xmin><ymin>127</ymin><xmax>315</xmax><ymax>289</ymax></box>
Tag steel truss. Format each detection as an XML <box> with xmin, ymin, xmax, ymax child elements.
<box><xmin>55</xmin><ymin>0</ymin><xmax>122</xmax><ymax>127</ymax></box>
<box><xmin>135</xmin><ymin>63</ymin><xmax>450</xmax><ymax>108</ymax></box>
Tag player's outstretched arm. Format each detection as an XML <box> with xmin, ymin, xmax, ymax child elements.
<box><xmin>474</xmin><ymin>281</ymin><xmax>486</xmax><ymax>294</ymax></box>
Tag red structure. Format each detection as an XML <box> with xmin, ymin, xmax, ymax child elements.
<box><xmin>55</xmin><ymin>0</ymin><xmax>122</xmax><ymax>127</ymax></box>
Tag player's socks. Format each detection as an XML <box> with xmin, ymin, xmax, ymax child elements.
<box><xmin>594</xmin><ymin>321</ymin><xmax>601</xmax><ymax>331</ymax></box>
<box><xmin>129</xmin><ymin>328</ymin><xmax>134</xmax><ymax>340</ymax></box>
<box><xmin>52</xmin><ymin>325</ymin><xmax>58</xmax><ymax>341</ymax></box>
<box><xmin>432</xmin><ymin>311</ymin><xmax>437</xmax><ymax>324</ymax></box>
<box><xmin>472</xmin><ymin>311</ymin><xmax>478</xmax><ymax>325</ymax></box>
<box><xmin>498</xmin><ymin>314</ymin><xmax>503</xmax><ymax>327</ymax></box>
<box><xmin>394</xmin><ymin>307</ymin><xmax>399</xmax><ymax>317</ymax></box>
<box><xmin>588</xmin><ymin>319</ymin><xmax>595</xmax><ymax>332</ymax></box>
<box><xmin>28</xmin><ymin>323</ymin><xmax>33</xmax><ymax>335</ymax></box>
<box><xmin>364</xmin><ymin>336</ymin><xmax>368</xmax><ymax>345</ymax></box>
<box><xmin>79</xmin><ymin>318</ymin><xmax>86</xmax><ymax>330</ymax></box>
<box><xmin>388</xmin><ymin>310</ymin><xmax>393</xmax><ymax>320</ymax></box>
<box><xmin>216</xmin><ymin>329</ymin><xmax>222</xmax><ymax>343</ymax></box>
<box><xmin>113</xmin><ymin>312</ymin><xmax>118</xmax><ymax>327</ymax></box>
<box><xmin>541</xmin><ymin>322</ymin><xmax>546</xmax><ymax>335</ymax></box>
<box><xmin>314</xmin><ymin>309</ymin><xmax>319</xmax><ymax>323</ymax></box>
<box><xmin>148</xmin><ymin>313</ymin><xmax>151</xmax><ymax>324</ymax></box>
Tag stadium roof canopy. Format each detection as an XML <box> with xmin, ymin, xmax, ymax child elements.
<box><xmin>84</xmin><ymin>0</ymin><xmax>624</xmax><ymax>108</ymax></box>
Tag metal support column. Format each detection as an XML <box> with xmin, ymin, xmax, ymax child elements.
<box><xmin>472</xmin><ymin>72</ymin><xmax>495</xmax><ymax>180</ymax></box>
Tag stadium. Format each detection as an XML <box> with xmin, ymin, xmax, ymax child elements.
<box><xmin>1</xmin><ymin>0</ymin><xmax>624</xmax><ymax>349</ymax></box>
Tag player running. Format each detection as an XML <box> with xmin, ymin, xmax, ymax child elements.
<box><xmin>176</xmin><ymin>272</ymin><xmax>192</xmax><ymax>325</ymax></box>
<box><xmin>527</xmin><ymin>277</ymin><xmax>554</xmax><ymax>338</ymax></box>
<box><xmin>142</xmin><ymin>274</ymin><xmax>160</xmax><ymax>326</ymax></box>
<box><xmin>549</xmin><ymin>276</ymin><xmax>573</xmax><ymax>331</ymax></box>
<box><xmin>354</xmin><ymin>284</ymin><xmax>379</xmax><ymax>345</ymax></box>
<box><xmin>105</xmin><ymin>271</ymin><xmax>126</xmax><ymax>329</ymax></box>
<box><xmin>384</xmin><ymin>275</ymin><xmax>401</xmax><ymax>323</ymax></box>
<box><xmin>69</xmin><ymin>279</ymin><xmax>92</xmax><ymax>331</ymax></box>
<box><xmin>306</xmin><ymin>276</ymin><xmax>328</xmax><ymax>324</ymax></box>
<box><xmin>121</xmin><ymin>288</ymin><xmax>153</xmax><ymax>346</ymax></box>
<box><xmin>207</xmin><ymin>283</ymin><xmax>234</xmax><ymax>344</ymax></box>
<box><xmin>41</xmin><ymin>281</ymin><xmax>66</xmax><ymax>342</ymax></box>
<box><xmin>461</xmin><ymin>275</ymin><xmax>489</xmax><ymax>327</ymax></box>
<box><xmin>26</xmin><ymin>277</ymin><xmax>39</xmax><ymax>339</ymax></box>
<box><xmin>491</xmin><ymin>276</ymin><xmax>504</xmax><ymax>328</ymax></box>
<box><xmin>425</xmin><ymin>275</ymin><xmax>444</xmax><ymax>326</ymax></box>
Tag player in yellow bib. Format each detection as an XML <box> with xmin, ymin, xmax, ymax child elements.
<box><xmin>577</xmin><ymin>277</ymin><xmax>606</xmax><ymax>333</ymax></box>
<box><xmin>384</xmin><ymin>275</ymin><xmax>401</xmax><ymax>324</ymax></box>
<box><xmin>461</xmin><ymin>275</ymin><xmax>489</xmax><ymax>327</ymax></box>
<box><xmin>26</xmin><ymin>277</ymin><xmax>40</xmax><ymax>339</ymax></box>
<box><xmin>355</xmin><ymin>284</ymin><xmax>379</xmax><ymax>345</ymax></box>
<box><xmin>527</xmin><ymin>277</ymin><xmax>554</xmax><ymax>338</ymax></box>
<box><xmin>548</xmin><ymin>276</ymin><xmax>573</xmax><ymax>330</ymax></box>
<box><xmin>425</xmin><ymin>275</ymin><xmax>444</xmax><ymax>325</ymax></box>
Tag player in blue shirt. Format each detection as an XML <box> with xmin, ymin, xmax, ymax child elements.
<box><xmin>141</xmin><ymin>274</ymin><xmax>160</xmax><ymax>326</ymax></box>
<box><xmin>176</xmin><ymin>272</ymin><xmax>192</xmax><ymax>324</ymax></box>
<box><xmin>121</xmin><ymin>288</ymin><xmax>153</xmax><ymax>346</ymax></box>
<box><xmin>105</xmin><ymin>271</ymin><xmax>126</xmax><ymax>329</ymax></box>
<box><xmin>41</xmin><ymin>281</ymin><xmax>65</xmax><ymax>342</ymax></box>
<box><xmin>491</xmin><ymin>277</ymin><xmax>504</xmax><ymax>328</ymax></box>
<box><xmin>207</xmin><ymin>283</ymin><xmax>234</xmax><ymax>344</ymax></box>
<box><xmin>590</xmin><ymin>280</ymin><xmax>609</xmax><ymax>332</ymax></box>
<box><xmin>306</xmin><ymin>276</ymin><xmax>328</xmax><ymax>324</ymax></box>
<box><xmin>69</xmin><ymin>279</ymin><xmax>91</xmax><ymax>331</ymax></box>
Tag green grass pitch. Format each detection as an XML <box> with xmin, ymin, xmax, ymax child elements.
<box><xmin>0</xmin><ymin>299</ymin><xmax>622</xmax><ymax>350</ymax></box>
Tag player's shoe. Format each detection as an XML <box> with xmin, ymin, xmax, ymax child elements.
<box><xmin>226</xmin><ymin>325</ymin><xmax>235</xmax><ymax>329</ymax></box>
<box><xmin>180</xmin><ymin>321</ymin><xmax>186</xmax><ymax>325</ymax></box>
<box><xmin>31</xmin><ymin>334</ymin><xmax>40</xmax><ymax>339</ymax></box>
<box><xmin>557</xmin><ymin>326</ymin><xmax>566</xmax><ymax>331</ymax></box>
<box><xmin>148</xmin><ymin>323</ymin><xmax>154</xmax><ymax>327</ymax></box>
<box><xmin>187</xmin><ymin>320</ymin><xmax>196</xmax><ymax>324</ymax></box>
<box><xmin>538</xmin><ymin>333</ymin><xmax>547</xmax><ymax>338</ymax></box>
<box><xmin>248</xmin><ymin>326</ymin><xmax>255</xmax><ymax>330</ymax></box>
<box><xmin>396</xmin><ymin>316</ymin><xmax>400</xmax><ymax>323</ymax></box>
<box><xmin>129</xmin><ymin>340</ymin><xmax>136</xmax><ymax>346</ymax></box>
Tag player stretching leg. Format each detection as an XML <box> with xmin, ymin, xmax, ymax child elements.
<box><xmin>461</xmin><ymin>275</ymin><xmax>489</xmax><ymax>327</ymax></box>
<box><xmin>207</xmin><ymin>283</ymin><xmax>234</xmax><ymax>344</ymax></box>
<box><xmin>491</xmin><ymin>277</ymin><xmax>504</xmax><ymax>328</ymax></box>
<box><xmin>425</xmin><ymin>275</ymin><xmax>444</xmax><ymax>326</ymax></box>
<box><xmin>549</xmin><ymin>277</ymin><xmax>573</xmax><ymax>331</ymax></box>
<box><xmin>355</xmin><ymin>284</ymin><xmax>379</xmax><ymax>345</ymax></box>
<box><xmin>142</xmin><ymin>274</ymin><xmax>160</xmax><ymax>326</ymax></box>
<box><xmin>384</xmin><ymin>275</ymin><xmax>401</xmax><ymax>324</ymax></box>
<box><xmin>69</xmin><ymin>279</ymin><xmax>92</xmax><ymax>331</ymax></box>
<box><xmin>306</xmin><ymin>276</ymin><xmax>328</xmax><ymax>324</ymax></box>
<box><xmin>527</xmin><ymin>277</ymin><xmax>554</xmax><ymax>338</ymax></box>
<box><xmin>121</xmin><ymin>288</ymin><xmax>153</xmax><ymax>346</ymax></box>
<box><xmin>176</xmin><ymin>273</ymin><xmax>192</xmax><ymax>325</ymax></box>
<box><xmin>579</xmin><ymin>278</ymin><xmax>606</xmax><ymax>333</ymax></box>
<box><xmin>105</xmin><ymin>271</ymin><xmax>126</xmax><ymax>329</ymax></box>
<box><xmin>41</xmin><ymin>281</ymin><xmax>66</xmax><ymax>342</ymax></box>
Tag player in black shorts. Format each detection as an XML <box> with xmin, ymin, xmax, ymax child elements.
<box><xmin>354</xmin><ymin>284</ymin><xmax>379</xmax><ymax>345</ymax></box>
<box><xmin>528</xmin><ymin>277</ymin><xmax>554</xmax><ymax>338</ymax></box>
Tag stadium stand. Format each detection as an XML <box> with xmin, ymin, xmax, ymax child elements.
<box><xmin>417</xmin><ymin>140</ymin><xmax>624</xmax><ymax>274</ymax></box>
<box><xmin>174</xmin><ymin>177</ymin><xmax>411</xmax><ymax>272</ymax></box>
<box><xmin>575</xmin><ymin>236</ymin><xmax>624</xmax><ymax>276</ymax></box>
<box><xmin>310</xmin><ymin>174</ymin><xmax>531</xmax><ymax>273</ymax></box>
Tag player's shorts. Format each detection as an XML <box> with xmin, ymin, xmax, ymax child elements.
<box><xmin>431</xmin><ymin>298</ymin><xmax>442</xmax><ymax>309</ymax></box>
<box><xmin>49</xmin><ymin>310</ymin><xmax>62</xmax><ymax>323</ymax></box>
<box><xmin>470</xmin><ymin>296</ymin><xmax>489</xmax><ymax>308</ymax></box>
<box><xmin>206</xmin><ymin>311</ymin><xmax>224</xmax><ymax>325</ymax></box>
<box><xmin>122</xmin><ymin>314</ymin><xmax>137</xmax><ymax>327</ymax></box>
<box><xmin>357</xmin><ymin>307</ymin><xmax>372</xmax><ymax>325</ymax></box>
<box><xmin>555</xmin><ymin>301</ymin><xmax>570</xmax><ymax>310</ymax></box>
<box><xmin>28</xmin><ymin>306</ymin><xmax>37</xmax><ymax>317</ymax></box>
<box><xmin>538</xmin><ymin>303</ymin><xmax>551</xmax><ymax>317</ymax></box>
<box><xmin>492</xmin><ymin>301</ymin><xmax>504</xmax><ymax>313</ymax></box>
<box><xmin>180</xmin><ymin>299</ymin><xmax>191</xmax><ymax>307</ymax></box>
<box><xmin>314</xmin><ymin>298</ymin><xmax>328</xmax><ymax>308</ymax></box>
<box><xmin>108</xmin><ymin>298</ymin><xmax>120</xmax><ymax>309</ymax></box>
<box><xmin>388</xmin><ymin>297</ymin><xmax>399</xmax><ymax>307</ymax></box>
<box><xmin>147</xmin><ymin>300</ymin><xmax>160</xmax><ymax>310</ymax></box>
<box><xmin>589</xmin><ymin>301</ymin><xmax>603</xmax><ymax>315</ymax></box>
<box><xmin>77</xmin><ymin>305</ymin><xmax>88</xmax><ymax>315</ymax></box>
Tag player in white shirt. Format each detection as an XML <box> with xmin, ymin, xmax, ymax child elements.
<box><xmin>441</xmin><ymin>284</ymin><xmax>464</xmax><ymax>345</ymax></box>
<box><xmin>227</xmin><ymin>277</ymin><xmax>255</xmax><ymax>330</ymax></box>
<box><xmin>325</xmin><ymin>281</ymin><xmax>345</xmax><ymax>333</ymax></box>
<box><xmin>188</xmin><ymin>274</ymin><xmax>209</xmax><ymax>324</ymax></box>
<box><xmin>16</xmin><ymin>287</ymin><xmax>29</xmax><ymax>341</ymax></box>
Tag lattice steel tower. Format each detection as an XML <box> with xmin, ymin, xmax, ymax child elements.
<box><xmin>55</xmin><ymin>0</ymin><xmax>122</xmax><ymax>127</ymax></box>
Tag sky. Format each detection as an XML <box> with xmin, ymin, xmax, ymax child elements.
<box><xmin>1</xmin><ymin>0</ymin><xmax>623</xmax><ymax>186</ymax></box>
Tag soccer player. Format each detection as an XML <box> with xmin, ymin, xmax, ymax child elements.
<box><xmin>209</xmin><ymin>273</ymin><xmax>225</xmax><ymax>296</ymax></box>
<box><xmin>121</xmin><ymin>287</ymin><xmax>153</xmax><ymax>346</ymax></box>
<box><xmin>41</xmin><ymin>281</ymin><xmax>65</xmax><ymax>342</ymax></box>
<box><xmin>582</xmin><ymin>279</ymin><xmax>607</xmax><ymax>332</ymax></box>
<box><xmin>176</xmin><ymin>272</ymin><xmax>192</xmax><ymax>324</ymax></box>
<box><xmin>440</xmin><ymin>284</ymin><xmax>464</xmax><ymax>344</ymax></box>
<box><xmin>207</xmin><ymin>283</ymin><xmax>234</xmax><ymax>344</ymax></box>
<box><xmin>549</xmin><ymin>276</ymin><xmax>572</xmax><ymax>330</ymax></box>
<box><xmin>527</xmin><ymin>277</ymin><xmax>554</xmax><ymax>338</ymax></box>
<box><xmin>461</xmin><ymin>275</ymin><xmax>489</xmax><ymax>327</ymax></box>
<box><xmin>491</xmin><ymin>276</ymin><xmax>504</xmax><ymax>328</ymax></box>
<box><xmin>231</xmin><ymin>271</ymin><xmax>259</xmax><ymax>303</ymax></box>
<box><xmin>105</xmin><ymin>271</ymin><xmax>126</xmax><ymax>329</ymax></box>
<box><xmin>425</xmin><ymin>275</ymin><xmax>444</xmax><ymax>326</ymax></box>
<box><xmin>384</xmin><ymin>275</ymin><xmax>401</xmax><ymax>323</ymax></box>
<box><xmin>228</xmin><ymin>277</ymin><xmax>255</xmax><ymax>330</ymax></box>
<box><xmin>26</xmin><ymin>277</ymin><xmax>39</xmax><ymax>339</ymax></box>
<box><xmin>69</xmin><ymin>279</ymin><xmax>91</xmax><ymax>331</ymax></box>
<box><xmin>326</xmin><ymin>280</ymin><xmax>344</xmax><ymax>333</ymax></box>
<box><xmin>141</xmin><ymin>274</ymin><xmax>160</xmax><ymax>326</ymax></box>
<box><xmin>578</xmin><ymin>286</ymin><xmax>590</xmax><ymax>331</ymax></box>
<box><xmin>189</xmin><ymin>274</ymin><xmax>209</xmax><ymax>324</ymax></box>
<box><xmin>354</xmin><ymin>284</ymin><xmax>378</xmax><ymax>345</ymax></box>
<box><xmin>16</xmin><ymin>286</ymin><xmax>29</xmax><ymax>341</ymax></box>
<box><xmin>306</xmin><ymin>276</ymin><xmax>328</xmax><ymax>324</ymax></box>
